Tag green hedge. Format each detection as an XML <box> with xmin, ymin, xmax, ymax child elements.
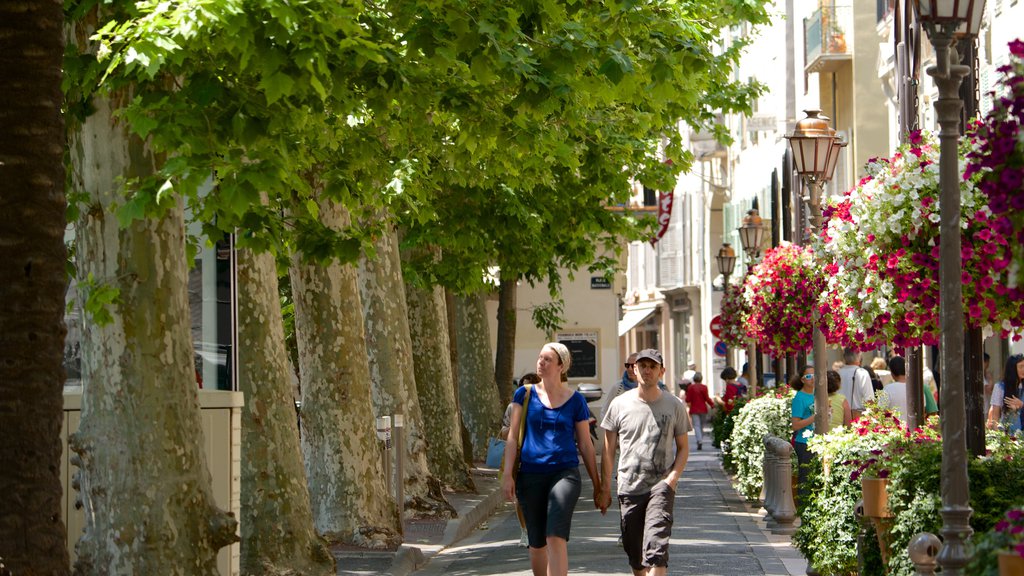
<box><xmin>789</xmin><ymin>406</ymin><xmax>1024</xmax><ymax>576</ymax></box>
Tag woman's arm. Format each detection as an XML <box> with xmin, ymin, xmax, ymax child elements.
<box><xmin>502</xmin><ymin>402</ymin><xmax>523</xmax><ymax>501</ymax></box>
<box><xmin>791</xmin><ymin>415</ymin><xmax>815</xmax><ymax>431</ymax></box>
<box><xmin>575</xmin><ymin>419</ymin><xmax>603</xmax><ymax>512</ymax></box>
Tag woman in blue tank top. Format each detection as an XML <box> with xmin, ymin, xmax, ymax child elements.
<box><xmin>502</xmin><ymin>342</ymin><xmax>602</xmax><ymax>576</ymax></box>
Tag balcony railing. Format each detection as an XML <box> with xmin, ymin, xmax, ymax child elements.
<box><xmin>805</xmin><ymin>5</ymin><xmax>853</xmax><ymax>74</ymax></box>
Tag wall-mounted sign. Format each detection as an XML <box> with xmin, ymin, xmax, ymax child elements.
<box><xmin>713</xmin><ymin>341</ymin><xmax>728</xmax><ymax>357</ymax></box>
<box><xmin>649</xmin><ymin>191</ymin><xmax>674</xmax><ymax>246</ymax></box>
<box><xmin>747</xmin><ymin>114</ymin><xmax>778</xmax><ymax>132</ymax></box>
<box><xmin>710</xmin><ymin>315</ymin><xmax>723</xmax><ymax>338</ymax></box>
<box><xmin>556</xmin><ymin>331</ymin><xmax>599</xmax><ymax>380</ymax></box>
<box><xmin>591</xmin><ymin>277</ymin><xmax>612</xmax><ymax>290</ymax></box>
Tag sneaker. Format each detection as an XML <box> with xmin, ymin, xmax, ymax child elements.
<box><xmin>519</xmin><ymin>530</ymin><xmax>529</xmax><ymax>548</ymax></box>
<box><xmin>697</xmin><ymin>443</ymin><xmax>702</xmax><ymax>451</ymax></box>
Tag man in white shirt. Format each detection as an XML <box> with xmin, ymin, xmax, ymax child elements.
<box><xmin>878</xmin><ymin>357</ymin><xmax>909</xmax><ymax>420</ymax></box>
<box><xmin>838</xmin><ymin>348</ymin><xmax>875</xmax><ymax>420</ymax></box>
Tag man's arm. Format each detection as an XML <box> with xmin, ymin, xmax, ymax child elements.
<box><xmin>599</xmin><ymin>428</ymin><xmax>617</xmax><ymax>512</ymax></box>
<box><xmin>664</xmin><ymin>433</ymin><xmax>689</xmax><ymax>487</ymax></box>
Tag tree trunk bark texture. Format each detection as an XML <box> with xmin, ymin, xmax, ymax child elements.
<box><xmin>404</xmin><ymin>278</ymin><xmax>473</xmax><ymax>492</ymax></box>
<box><xmin>0</xmin><ymin>1</ymin><xmax>71</xmax><ymax>573</ymax></box>
<box><xmin>69</xmin><ymin>96</ymin><xmax>236</xmax><ymax>575</ymax></box>
<box><xmin>454</xmin><ymin>294</ymin><xmax>503</xmax><ymax>460</ymax></box>
<box><xmin>236</xmin><ymin>248</ymin><xmax>334</xmax><ymax>576</ymax></box>
<box><xmin>494</xmin><ymin>276</ymin><xmax>518</xmax><ymax>406</ymax></box>
<box><xmin>445</xmin><ymin>290</ymin><xmax>476</xmax><ymax>467</ymax></box>
<box><xmin>358</xmin><ymin>226</ymin><xmax>451</xmax><ymax>517</ymax></box>
<box><xmin>289</xmin><ymin>201</ymin><xmax>399</xmax><ymax>548</ymax></box>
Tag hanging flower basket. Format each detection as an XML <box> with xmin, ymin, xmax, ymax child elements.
<box><xmin>719</xmin><ymin>283</ymin><xmax>749</xmax><ymax>350</ymax></box>
<box><xmin>817</xmin><ymin>128</ymin><xmax>1024</xmax><ymax>347</ymax></box>
<box><xmin>742</xmin><ymin>243</ymin><xmax>823</xmax><ymax>358</ymax></box>
<box><xmin>968</xmin><ymin>40</ymin><xmax>1024</xmax><ymax>303</ymax></box>
<box><xmin>861</xmin><ymin>476</ymin><xmax>892</xmax><ymax>519</ymax></box>
<box><xmin>1000</xmin><ymin>552</ymin><xmax>1024</xmax><ymax>576</ymax></box>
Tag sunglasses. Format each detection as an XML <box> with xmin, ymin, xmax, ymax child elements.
<box><xmin>802</xmin><ymin>373</ymin><xmax>814</xmax><ymax>380</ymax></box>
<box><xmin>624</xmin><ymin>363</ymin><xmax>635</xmax><ymax>368</ymax></box>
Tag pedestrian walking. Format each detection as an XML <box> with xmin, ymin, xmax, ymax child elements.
<box><xmin>502</xmin><ymin>343</ymin><xmax>602</xmax><ymax>576</ymax></box>
<box><xmin>499</xmin><ymin>372</ymin><xmax>542</xmax><ymax>548</ymax></box>
<box><xmin>838</xmin><ymin>348</ymin><xmax>875</xmax><ymax>420</ymax></box>
<box><xmin>599</xmin><ymin>348</ymin><xmax>689</xmax><ymax>576</ymax></box>
<box><xmin>826</xmin><ymin>369</ymin><xmax>851</xmax><ymax>432</ymax></box>
<box><xmin>790</xmin><ymin>365</ymin><xmax>815</xmax><ymax>506</ymax></box>
<box><xmin>683</xmin><ymin>372</ymin><xmax>713</xmax><ymax>450</ymax></box>
<box><xmin>987</xmin><ymin>353</ymin><xmax>1024</xmax><ymax>433</ymax></box>
<box><xmin>715</xmin><ymin>366</ymin><xmax>744</xmax><ymax>413</ymax></box>
<box><xmin>600</xmin><ymin>352</ymin><xmax>640</xmax><ymax>421</ymax></box>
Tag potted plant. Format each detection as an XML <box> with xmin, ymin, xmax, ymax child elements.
<box><xmin>971</xmin><ymin>507</ymin><xmax>1024</xmax><ymax>576</ymax></box>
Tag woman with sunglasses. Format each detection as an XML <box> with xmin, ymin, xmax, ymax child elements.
<box><xmin>790</xmin><ymin>365</ymin><xmax>816</xmax><ymax>505</ymax></box>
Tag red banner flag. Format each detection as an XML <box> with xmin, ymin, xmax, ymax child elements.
<box><xmin>650</xmin><ymin>191</ymin><xmax>674</xmax><ymax>245</ymax></box>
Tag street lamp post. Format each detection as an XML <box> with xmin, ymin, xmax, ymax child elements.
<box><xmin>786</xmin><ymin>110</ymin><xmax>846</xmax><ymax>434</ymax></box>
<box><xmin>911</xmin><ymin>1</ymin><xmax>986</xmax><ymax>573</ymax></box>
<box><xmin>716</xmin><ymin>243</ymin><xmax>737</xmax><ymax>289</ymax></box>
<box><xmin>738</xmin><ymin>209</ymin><xmax>765</xmax><ymax>397</ymax></box>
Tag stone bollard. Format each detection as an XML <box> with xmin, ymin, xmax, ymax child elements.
<box><xmin>908</xmin><ymin>532</ymin><xmax>941</xmax><ymax>576</ymax></box>
<box><xmin>762</xmin><ymin>434</ymin><xmax>777</xmax><ymax>520</ymax></box>
<box><xmin>764</xmin><ymin>436</ymin><xmax>796</xmax><ymax>534</ymax></box>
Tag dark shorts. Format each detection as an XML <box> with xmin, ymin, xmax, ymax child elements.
<box><xmin>515</xmin><ymin>467</ymin><xmax>582</xmax><ymax>549</ymax></box>
<box><xmin>618</xmin><ymin>481</ymin><xmax>675</xmax><ymax>570</ymax></box>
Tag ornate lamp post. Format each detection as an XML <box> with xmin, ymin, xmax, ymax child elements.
<box><xmin>911</xmin><ymin>1</ymin><xmax>986</xmax><ymax>573</ymax></box>
<box><xmin>786</xmin><ymin>110</ymin><xmax>846</xmax><ymax>434</ymax></box>
<box><xmin>716</xmin><ymin>243</ymin><xmax>737</xmax><ymax>288</ymax></box>
<box><xmin>737</xmin><ymin>209</ymin><xmax>765</xmax><ymax>396</ymax></box>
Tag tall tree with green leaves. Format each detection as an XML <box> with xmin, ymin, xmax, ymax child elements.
<box><xmin>237</xmin><ymin>245</ymin><xmax>335</xmax><ymax>575</ymax></box>
<box><xmin>78</xmin><ymin>0</ymin><xmax>403</xmax><ymax>554</ymax></box>
<box><xmin>290</xmin><ymin>200</ymin><xmax>400</xmax><ymax>546</ymax></box>
<box><xmin>0</xmin><ymin>1</ymin><xmax>71</xmax><ymax>573</ymax></box>
<box><xmin>359</xmin><ymin>223</ymin><xmax>452</xmax><ymax>515</ymax></box>
<box><xmin>404</xmin><ymin>260</ymin><xmax>474</xmax><ymax>490</ymax></box>
<box><xmin>454</xmin><ymin>293</ymin><xmax>504</xmax><ymax>458</ymax></box>
<box><xmin>396</xmin><ymin>0</ymin><xmax>772</xmax><ymax>386</ymax></box>
<box><xmin>67</xmin><ymin>92</ymin><xmax>237</xmax><ymax>573</ymax></box>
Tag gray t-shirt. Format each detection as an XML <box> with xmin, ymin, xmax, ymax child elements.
<box><xmin>601</xmin><ymin>388</ymin><xmax>689</xmax><ymax>496</ymax></box>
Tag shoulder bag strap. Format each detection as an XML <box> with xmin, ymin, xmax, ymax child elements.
<box><xmin>518</xmin><ymin>384</ymin><xmax>532</xmax><ymax>451</ymax></box>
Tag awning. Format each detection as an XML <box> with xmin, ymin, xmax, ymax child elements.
<box><xmin>618</xmin><ymin>306</ymin><xmax>657</xmax><ymax>337</ymax></box>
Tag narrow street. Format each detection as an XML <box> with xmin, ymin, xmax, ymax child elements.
<box><xmin>414</xmin><ymin>443</ymin><xmax>806</xmax><ymax>576</ymax></box>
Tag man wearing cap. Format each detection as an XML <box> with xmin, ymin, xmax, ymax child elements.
<box><xmin>599</xmin><ymin>349</ymin><xmax>689</xmax><ymax>576</ymax></box>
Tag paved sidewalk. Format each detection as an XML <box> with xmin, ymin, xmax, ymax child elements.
<box><xmin>335</xmin><ymin>467</ymin><xmax>505</xmax><ymax>576</ymax></box>
<box><xmin>411</xmin><ymin>445</ymin><xmax>809</xmax><ymax>576</ymax></box>
<box><xmin>335</xmin><ymin>442</ymin><xmax>809</xmax><ymax>575</ymax></box>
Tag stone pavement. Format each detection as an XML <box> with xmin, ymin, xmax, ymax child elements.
<box><xmin>335</xmin><ymin>441</ymin><xmax>809</xmax><ymax>575</ymax></box>
<box><xmin>334</xmin><ymin>467</ymin><xmax>504</xmax><ymax>576</ymax></box>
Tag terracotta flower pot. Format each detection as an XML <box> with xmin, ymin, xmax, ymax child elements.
<box><xmin>1000</xmin><ymin>552</ymin><xmax>1024</xmax><ymax>576</ymax></box>
<box><xmin>862</xmin><ymin>477</ymin><xmax>892</xmax><ymax>518</ymax></box>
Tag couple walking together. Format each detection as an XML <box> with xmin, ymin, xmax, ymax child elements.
<box><xmin>502</xmin><ymin>344</ymin><xmax>690</xmax><ymax>576</ymax></box>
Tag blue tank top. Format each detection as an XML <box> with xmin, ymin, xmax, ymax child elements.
<box><xmin>514</xmin><ymin>385</ymin><xmax>591</xmax><ymax>474</ymax></box>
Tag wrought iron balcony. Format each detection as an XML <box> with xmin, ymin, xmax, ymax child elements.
<box><xmin>805</xmin><ymin>5</ymin><xmax>853</xmax><ymax>74</ymax></box>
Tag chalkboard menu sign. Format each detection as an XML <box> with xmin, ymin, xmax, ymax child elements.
<box><xmin>557</xmin><ymin>331</ymin><xmax>599</xmax><ymax>380</ymax></box>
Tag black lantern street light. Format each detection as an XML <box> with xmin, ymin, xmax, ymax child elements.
<box><xmin>786</xmin><ymin>110</ymin><xmax>846</xmax><ymax>436</ymax></box>
<box><xmin>911</xmin><ymin>1</ymin><xmax>986</xmax><ymax>573</ymax></box>
<box><xmin>737</xmin><ymin>209</ymin><xmax>765</xmax><ymax>396</ymax></box>
<box><xmin>716</xmin><ymin>243</ymin><xmax>737</xmax><ymax>288</ymax></box>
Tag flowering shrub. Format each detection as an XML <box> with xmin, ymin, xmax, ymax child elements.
<box><xmin>796</xmin><ymin>405</ymin><xmax>1024</xmax><ymax>576</ymax></box>
<box><xmin>967</xmin><ymin>40</ymin><xmax>1024</xmax><ymax>315</ymax></box>
<box><xmin>817</xmin><ymin>129</ymin><xmax>1023</xmax><ymax>349</ymax></box>
<box><xmin>727</xmin><ymin>389</ymin><xmax>793</xmax><ymax>500</ymax></box>
<box><xmin>718</xmin><ymin>283</ymin><xmax>749</xmax><ymax>349</ymax></box>
<box><xmin>742</xmin><ymin>243</ymin><xmax>824</xmax><ymax>357</ymax></box>
<box><xmin>841</xmin><ymin>405</ymin><xmax>921</xmax><ymax>481</ymax></box>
